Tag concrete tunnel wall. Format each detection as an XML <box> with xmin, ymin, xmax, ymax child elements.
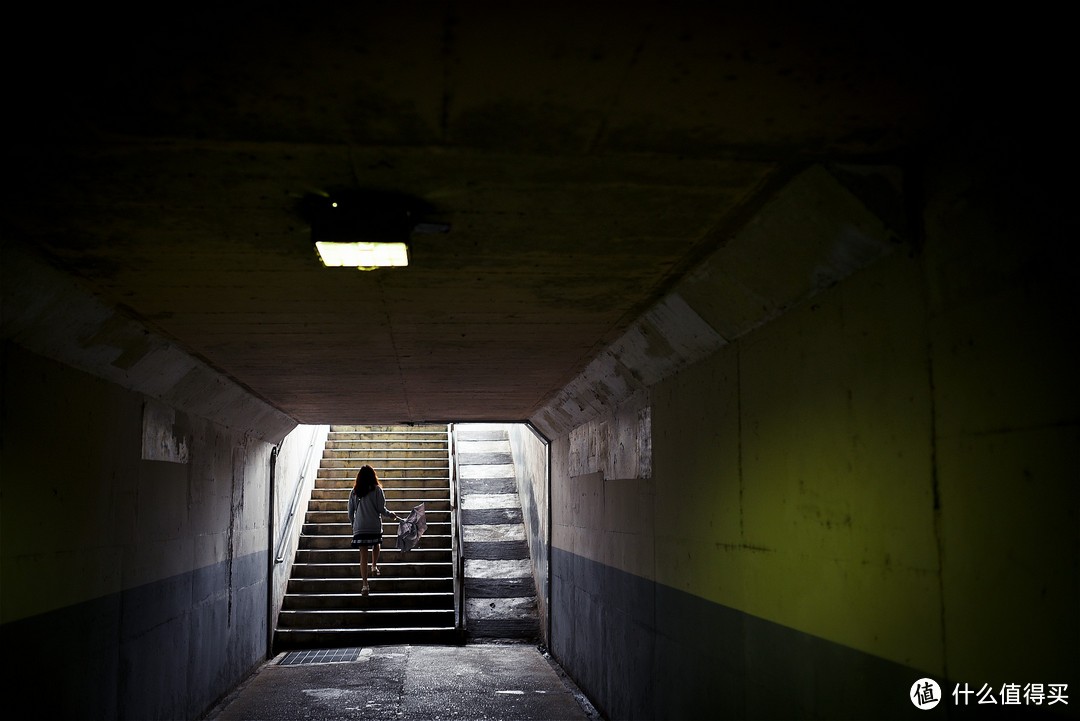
<box><xmin>507</xmin><ymin>422</ymin><xmax>552</xmax><ymax>643</ymax></box>
<box><xmin>530</xmin><ymin>152</ymin><xmax>1079</xmax><ymax>719</ymax></box>
<box><xmin>0</xmin><ymin>240</ymin><xmax>326</xmax><ymax>719</ymax></box>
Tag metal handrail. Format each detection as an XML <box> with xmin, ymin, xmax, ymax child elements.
<box><xmin>274</xmin><ymin>425</ymin><xmax>322</xmax><ymax>564</ymax></box>
<box><xmin>448</xmin><ymin>423</ymin><xmax>466</xmax><ymax>637</ymax></box>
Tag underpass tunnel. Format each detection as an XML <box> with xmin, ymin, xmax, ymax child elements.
<box><xmin>1</xmin><ymin>5</ymin><xmax>1077</xmax><ymax>720</ymax></box>
<box><xmin>3</xmin><ymin>150</ymin><xmax>1076</xmax><ymax>720</ymax></box>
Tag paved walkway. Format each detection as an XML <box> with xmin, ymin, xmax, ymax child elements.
<box><xmin>204</xmin><ymin>643</ymin><xmax>600</xmax><ymax>721</ymax></box>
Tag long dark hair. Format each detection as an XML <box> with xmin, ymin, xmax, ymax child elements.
<box><xmin>353</xmin><ymin>465</ymin><xmax>382</xmax><ymax>497</ymax></box>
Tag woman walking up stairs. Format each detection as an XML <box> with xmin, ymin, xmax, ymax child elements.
<box><xmin>274</xmin><ymin>425</ymin><xmax>457</xmax><ymax>649</ymax></box>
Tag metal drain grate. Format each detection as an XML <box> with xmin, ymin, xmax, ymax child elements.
<box><xmin>279</xmin><ymin>648</ymin><xmax>362</xmax><ymax>666</ymax></box>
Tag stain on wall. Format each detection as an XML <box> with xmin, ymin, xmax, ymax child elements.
<box><xmin>141</xmin><ymin>399</ymin><xmax>191</xmax><ymax>463</ymax></box>
<box><xmin>568</xmin><ymin>404</ymin><xmax>652</xmax><ymax>481</ymax></box>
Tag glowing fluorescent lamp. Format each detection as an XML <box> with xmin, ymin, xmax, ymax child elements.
<box><xmin>315</xmin><ymin>241</ymin><xmax>409</xmax><ymax>269</ymax></box>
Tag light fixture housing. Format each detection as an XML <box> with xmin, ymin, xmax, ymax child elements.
<box><xmin>299</xmin><ymin>188</ymin><xmax>447</xmax><ymax>271</ymax></box>
<box><xmin>315</xmin><ymin>241</ymin><xmax>409</xmax><ymax>269</ymax></box>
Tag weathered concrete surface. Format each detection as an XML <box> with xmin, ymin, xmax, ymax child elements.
<box><xmin>0</xmin><ymin>343</ymin><xmax>293</xmax><ymax>720</ymax></box>
<box><xmin>1</xmin><ymin>3</ymin><xmax>964</xmax><ymax>425</ymax></box>
<box><xmin>1</xmin><ymin>237</ymin><xmax>297</xmax><ymax>444</ymax></box>
<box><xmin>545</xmin><ymin>148</ymin><xmax>1080</xmax><ymax>719</ymax></box>
<box><xmin>507</xmin><ymin>424</ymin><xmax>551</xmax><ymax>644</ymax></box>
<box><xmin>530</xmin><ymin>164</ymin><xmax>900</xmax><ymax>439</ymax></box>
<box><xmin>205</xmin><ymin>644</ymin><xmax>596</xmax><ymax>721</ymax></box>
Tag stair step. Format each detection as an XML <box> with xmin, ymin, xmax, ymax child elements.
<box><xmin>298</xmin><ymin>533</ymin><xmax>449</xmax><ymax>548</ymax></box>
<box><xmin>306</xmin><ymin>514</ymin><xmax>448</xmax><ymax>526</ymax></box>
<box><xmin>327</xmin><ymin>431</ymin><xmax>448</xmax><ymax>437</ymax></box>
<box><xmin>308</xmin><ymin>496</ymin><xmax>447</xmax><ymax>511</ymax></box>
<box><xmin>315</xmin><ymin>481</ymin><xmax>449</xmax><ymax>492</ymax></box>
<box><xmin>277</xmin><ymin>608</ymin><xmax>455</xmax><ymax>629</ymax></box>
<box><xmin>333</xmin><ymin>487</ymin><xmax>450</xmax><ymax>498</ymax></box>
<box><xmin>305</xmin><ymin>505</ymin><xmax>447</xmax><ymax>523</ymax></box>
<box><xmin>317</xmin><ymin>469</ymin><xmax>450</xmax><ymax>475</ymax></box>
<box><xmin>296</xmin><ymin>546</ymin><xmax>451</xmax><ymax>559</ymax></box>
<box><xmin>289</xmin><ymin>562</ymin><xmax>453</xmax><ymax>578</ymax></box>
<box><xmin>322</xmin><ymin>455</ymin><xmax>452</xmax><ymax>465</ymax></box>
<box><xmin>312</xmin><ymin>496</ymin><xmax>449</xmax><ymax>507</ymax></box>
<box><xmin>317</xmin><ymin>473</ymin><xmax>450</xmax><ymax>483</ymax></box>
<box><xmin>325</xmin><ymin>439</ymin><xmax>446</xmax><ymax>445</ymax></box>
<box><xmin>310</xmin><ymin>487</ymin><xmax>447</xmax><ymax>501</ymax></box>
<box><xmin>326</xmin><ymin>440</ymin><xmax>448</xmax><ymax>449</ymax></box>
<box><xmin>323</xmin><ymin>450</ymin><xmax>451</xmax><ymax>459</ymax></box>
<box><xmin>288</xmin><ymin>577</ymin><xmax>454</xmax><ymax>594</ymax></box>
<box><xmin>305</xmin><ymin>505</ymin><xmax>446</xmax><ymax>520</ymax></box>
<box><xmin>302</xmin><ymin>521</ymin><xmax>451</xmax><ymax>535</ymax></box>
<box><xmin>305</xmin><ymin>514</ymin><xmax>451</xmax><ymax>523</ymax></box>
<box><xmin>330</xmin><ymin>425</ymin><xmax>445</xmax><ymax>431</ymax></box>
<box><xmin>304</xmin><ymin>507</ymin><xmax>447</xmax><ymax>524</ymax></box>
<box><xmin>314</xmin><ymin>483</ymin><xmax>450</xmax><ymax>491</ymax></box>
<box><xmin>305</xmin><ymin>498</ymin><xmax>450</xmax><ymax>510</ymax></box>
<box><xmin>282</xmin><ymin>592</ymin><xmax>454</xmax><ymax>610</ymax></box>
<box><xmin>295</xmin><ymin>548</ymin><xmax>450</xmax><ymax>563</ymax></box>
<box><xmin>274</xmin><ymin>627</ymin><xmax>461</xmax><ymax>651</ymax></box>
<box><xmin>311</xmin><ymin>479</ymin><xmax>449</xmax><ymax>494</ymax></box>
<box><xmin>321</xmin><ymin>463</ymin><xmax>449</xmax><ymax>472</ymax></box>
<box><xmin>328</xmin><ymin>431</ymin><xmax>447</xmax><ymax>436</ymax></box>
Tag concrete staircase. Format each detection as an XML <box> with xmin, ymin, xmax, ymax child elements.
<box><xmin>274</xmin><ymin>424</ymin><xmax>459</xmax><ymax>650</ymax></box>
<box><xmin>456</xmin><ymin>424</ymin><xmax>540</xmax><ymax>640</ymax></box>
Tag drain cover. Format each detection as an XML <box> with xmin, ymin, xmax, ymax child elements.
<box><xmin>279</xmin><ymin>648</ymin><xmax>362</xmax><ymax>666</ymax></box>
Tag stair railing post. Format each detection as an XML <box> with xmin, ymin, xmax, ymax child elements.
<box><xmin>448</xmin><ymin>423</ymin><xmax>465</xmax><ymax>638</ymax></box>
<box><xmin>267</xmin><ymin>442</ymin><xmax>280</xmax><ymax>659</ymax></box>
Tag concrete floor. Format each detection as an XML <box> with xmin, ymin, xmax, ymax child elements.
<box><xmin>203</xmin><ymin>643</ymin><xmax>602</xmax><ymax>721</ymax></box>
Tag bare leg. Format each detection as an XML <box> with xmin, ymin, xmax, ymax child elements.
<box><xmin>359</xmin><ymin>547</ymin><xmax>370</xmax><ymax>593</ymax></box>
<box><xmin>371</xmin><ymin>543</ymin><xmax>381</xmax><ymax>575</ymax></box>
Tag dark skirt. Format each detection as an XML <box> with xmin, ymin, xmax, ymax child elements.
<box><xmin>351</xmin><ymin>532</ymin><xmax>383</xmax><ymax>549</ymax></box>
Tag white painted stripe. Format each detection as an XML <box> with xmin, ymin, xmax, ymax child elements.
<box><xmin>459</xmin><ymin>464</ymin><xmax>516</xmax><ymax>479</ymax></box>
<box><xmin>465</xmin><ymin>559</ymin><xmax>532</xmax><ymax>578</ymax></box>
<box><xmin>467</xmin><ymin>597</ymin><xmax>538</xmax><ymax>619</ymax></box>
<box><xmin>463</xmin><ymin>524</ymin><xmax>527</xmax><ymax>542</ymax></box>
<box><xmin>456</xmin><ymin>440</ymin><xmax>509</xmax><ymax>454</ymax></box>
<box><xmin>461</xmin><ymin>493</ymin><xmax>521</xmax><ymax>510</ymax></box>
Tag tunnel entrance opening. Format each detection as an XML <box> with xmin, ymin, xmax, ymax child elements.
<box><xmin>273</xmin><ymin>422</ymin><xmax>546</xmax><ymax>652</ymax></box>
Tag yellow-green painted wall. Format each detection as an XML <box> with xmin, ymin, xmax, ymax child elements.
<box><xmin>550</xmin><ymin>155</ymin><xmax>1078</xmax><ymax>711</ymax></box>
<box><xmin>654</xmin><ymin>250</ymin><xmax>943</xmax><ymax>672</ymax></box>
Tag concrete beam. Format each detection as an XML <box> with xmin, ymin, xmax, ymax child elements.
<box><xmin>1</xmin><ymin>238</ymin><xmax>296</xmax><ymax>442</ymax></box>
<box><xmin>530</xmin><ymin>163</ymin><xmax>904</xmax><ymax>443</ymax></box>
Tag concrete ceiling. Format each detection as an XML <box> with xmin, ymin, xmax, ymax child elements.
<box><xmin>0</xmin><ymin>2</ymin><xmax>1006</xmax><ymax>424</ymax></box>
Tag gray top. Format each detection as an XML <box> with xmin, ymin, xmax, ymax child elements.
<box><xmin>348</xmin><ymin>487</ymin><xmax>394</xmax><ymax>535</ymax></box>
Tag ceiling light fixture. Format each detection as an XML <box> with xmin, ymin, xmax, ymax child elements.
<box><xmin>299</xmin><ymin>188</ymin><xmax>448</xmax><ymax>271</ymax></box>
<box><xmin>315</xmin><ymin>240</ymin><xmax>409</xmax><ymax>269</ymax></box>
